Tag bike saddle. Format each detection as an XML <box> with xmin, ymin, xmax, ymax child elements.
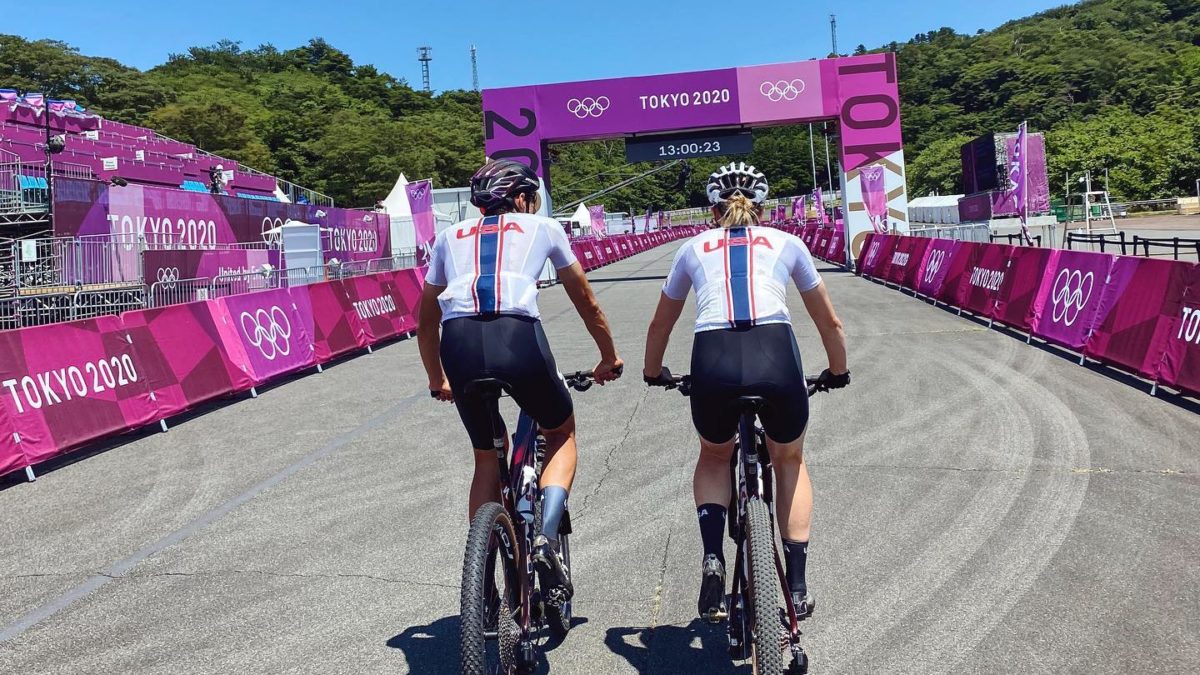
<box><xmin>734</xmin><ymin>396</ymin><xmax>767</xmax><ymax>413</ymax></box>
<box><xmin>463</xmin><ymin>378</ymin><xmax>511</xmax><ymax>398</ymax></box>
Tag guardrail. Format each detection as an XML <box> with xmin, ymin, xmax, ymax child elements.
<box><xmin>0</xmin><ymin>286</ymin><xmax>146</xmax><ymax>330</ymax></box>
<box><xmin>909</xmin><ymin>223</ymin><xmax>991</xmax><ymax>243</ymax></box>
<box><xmin>1066</xmin><ymin>231</ymin><xmax>1128</xmax><ymax>255</ymax></box>
<box><xmin>1130</xmin><ymin>236</ymin><xmax>1200</xmax><ymax>261</ymax></box>
<box><xmin>990</xmin><ymin>233</ymin><xmax>1043</xmax><ymax>247</ymax></box>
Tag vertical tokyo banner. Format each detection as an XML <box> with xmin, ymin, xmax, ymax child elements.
<box><xmin>481</xmin><ymin>53</ymin><xmax>907</xmax><ymax>262</ymax></box>
<box><xmin>405</xmin><ymin>179</ymin><xmax>436</xmax><ymax>265</ymax></box>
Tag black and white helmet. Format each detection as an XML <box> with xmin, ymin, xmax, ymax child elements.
<box><xmin>706</xmin><ymin>162</ymin><xmax>769</xmax><ymax>205</ymax></box>
<box><xmin>470</xmin><ymin>159</ymin><xmax>541</xmax><ymax>213</ymax></box>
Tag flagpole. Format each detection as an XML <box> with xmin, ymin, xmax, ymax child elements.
<box><xmin>1022</xmin><ymin>120</ymin><xmax>1032</xmax><ymax>246</ymax></box>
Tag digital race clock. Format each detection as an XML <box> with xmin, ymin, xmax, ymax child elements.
<box><xmin>624</xmin><ymin>129</ymin><xmax>753</xmax><ymax>163</ymax></box>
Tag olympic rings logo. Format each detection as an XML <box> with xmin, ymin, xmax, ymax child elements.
<box><xmin>759</xmin><ymin>79</ymin><xmax>806</xmax><ymax>102</ymax></box>
<box><xmin>1050</xmin><ymin>268</ymin><xmax>1094</xmax><ymax>326</ymax></box>
<box><xmin>923</xmin><ymin>249</ymin><xmax>946</xmax><ymax>284</ymax></box>
<box><xmin>155</xmin><ymin>266</ymin><xmax>179</xmax><ymax>290</ymax></box>
<box><xmin>566</xmin><ymin>96</ymin><xmax>610</xmax><ymax>119</ymax></box>
<box><xmin>262</xmin><ymin>216</ymin><xmax>284</xmax><ymax>246</ymax></box>
<box><xmin>240</xmin><ymin>305</ymin><xmax>292</xmax><ymax>360</ymax></box>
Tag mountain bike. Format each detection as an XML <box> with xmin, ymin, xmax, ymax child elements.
<box><xmin>455</xmin><ymin>370</ymin><xmax>610</xmax><ymax>675</ymax></box>
<box><xmin>648</xmin><ymin>372</ymin><xmax>835</xmax><ymax>675</ymax></box>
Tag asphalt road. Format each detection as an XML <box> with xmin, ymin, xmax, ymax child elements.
<box><xmin>0</xmin><ymin>243</ymin><xmax>1197</xmax><ymax>674</ymax></box>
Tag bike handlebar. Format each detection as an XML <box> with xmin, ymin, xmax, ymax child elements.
<box><xmin>646</xmin><ymin>372</ymin><xmax>834</xmax><ymax>397</ymax></box>
<box><xmin>563</xmin><ymin>365</ymin><xmax>623</xmax><ymax>392</ymax></box>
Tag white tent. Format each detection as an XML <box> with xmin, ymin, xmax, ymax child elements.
<box><xmin>908</xmin><ymin>194</ymin><xmax>964</xmax><ymax>225</ymax></box>
<box><xmin>382</xmin><ymin>173</ymin><xmax>411</xmax><ymax>219</ymax></box>
<box><xmin>382</xmin><ymin>173</ymin><xmax>414</xmax><ymax>255</ymax></box>
<box><xmin>569</xmin><ymin>203</ymin><xmax>590</xmax><ymax>228</ymax></box>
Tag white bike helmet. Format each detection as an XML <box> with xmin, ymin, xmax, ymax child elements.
<box><xmin>706</xmin><ymin>162</ymin><xmax>769</xmax><ymax>205</ymax></box>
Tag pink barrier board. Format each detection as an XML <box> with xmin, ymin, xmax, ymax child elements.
<box><xmin>344</xmin><ymin>273</ymin><xmax>413</xmax><ymax>342</ymax></box>
<box><xmin>859</xmin><ymin>234</ymin><xmax>894</xmax><ymax>278</ymax></box>
<box><xmin>915</xmin><ymin>239</ymin><xmax>959</xmax><ymax>297</ymax></box>
<box><xmin>1029</xmin><ymin>250</ymin><xmax>1115</xmax><ymax>349</ymax></box>
<box><xmin>814</xmin><ymin>229</ymin><xmax>833</xmax><ymax>261</ymax></box>
<box><xmin>898</xmin><ymin>238</ymin><xmax>932</xmax><ymax>289</ymax></box>
<box><xmin>1158</xmin><ymin>264</ymin><xmax>1200</xmax><ymax>393</ymax></box>
<box><xmin>121</xmin><ymin>301</ymin><xmax>253</xmax><ymax>419</ymax></box>
<box><xmin>1085</xmin><ymin>258</ymin><xmax>1192</xmax><ymax>379</ymax></box>
<box><xmin>883</xmin><ymin>236</ymin><xmax>921</xmax><ymax>285</ymax></box>
<box><xmin>287</xmin><ymin>281</ymin><xmax>368</xmax><ymax>363</ymax></box>
<box><xmin>937</xmin><ymin>241</ymin><xmax>982</xmax><ymax>306</ymax></box>
<box><xmin>991</xmin><ymin>247</ymin><xmax>1055</xmax><ymax>331</ymax></box>
<box><xmin>959</xmin><ymin>243</ymin><xmax>1011</xmax><ymax>316</ymax></box>
<box><xmin>213</xmin><ymin>289</ymin><xmax>316</xmax><ymax>384</ymax></box>
<box><xmin>825</xmin><ymin>228</ymin><xmax>846</xmax><ymax>265</ymax></box>
<box><xmin>0</xmin><ymin>316</ymin><xmax>160</xmax><ymax>468</ymax></box>
<box><xmin>391</xmin><ymin>268</ymin><xmax>426</xmax><ymax>330</ymax></box>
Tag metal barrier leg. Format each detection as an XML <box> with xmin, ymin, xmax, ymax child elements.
<box><xmin>1150</xmin><ymin>382</ymin><xmax>1158</xmax><ymax>396</ymax></box>
<box><xmin>316</xmin><ymin>363</ymin><xmax>324</xmax><ymax>373</ymax></box>
<box><xmin>250</xmin><ymin>387</ymin><xmax>259</xmax><ymax>398</ymax></box>
<box><xmin>1026</xmin><ymin>333</ymin><xmax>1032</xmax><ymax>344</ymax></box>
<box><xmin>366</xmin><ymin>345</ymin><xmax>374</xmax><ymax>354</ymax></box>
<box><xmin>159</xmin><ymin>419</ymin><xmax>169</xmax><ymax>432</ymax></box>
<box><xmin>25</xmin><ymin>466</ymin><xmax>36</xmax><ymax>482</ymax></box>
<box><xmin>1078</xmin><ymin>354</ymin><xmax>1086</xmax><ymax>366</ymax></box>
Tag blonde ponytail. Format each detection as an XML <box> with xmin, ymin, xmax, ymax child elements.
<box><xmin>716</xmin><ymin>192</ymin><xmax>761</xmax><ymax>228</ymax></box>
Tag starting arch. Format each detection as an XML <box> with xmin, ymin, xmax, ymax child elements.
<box><xmin>482</xmin><ymin>53</ymin><xmax>909</xmax><ymax>262</ymax></box>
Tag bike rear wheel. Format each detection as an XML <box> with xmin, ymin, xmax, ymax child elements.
<box><xmin>461</xmin><ymin>502</ymin><xmax>521</xmax><ymax>675</ymax></box>
<box><xmin>745</xmin><ymin>497</ymin><xmax>786</xmax><ymax>675</ymax></box>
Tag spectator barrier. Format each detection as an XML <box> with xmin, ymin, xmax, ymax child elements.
<box><xmin>857</xmin><ymin>233</ymin><xmax>1200</xmax><ymax>397</ymax></box>
<box><xmin>0</xmin><ymin>231</ymin><xmax>695</xmax><ymax>480</ymax></box>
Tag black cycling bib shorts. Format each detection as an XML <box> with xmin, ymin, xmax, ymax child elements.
<box><xmin>689</xmin><ymin>323</ymin><xmax>809</xmax><ymax>444</ymax></box>
<box><xmin>441</xmin><ymin>315</ymin><xmax>574</xmax><ymax>449</ymax></box>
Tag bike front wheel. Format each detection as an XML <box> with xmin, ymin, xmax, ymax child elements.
<box><xmin>745</xmin><ymin>497</ymin><xmax>786</xmax><ymax>675</ymax></box>
<box><xmin>461</xmin><ymin>502</ymin><xmax>521</xmax><ymax>675</ymax></box>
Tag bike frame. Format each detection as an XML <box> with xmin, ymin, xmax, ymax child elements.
<box><xmin>483</xmin><ymin>397</ymin><xmax>544</xmax><ymax>652</ymax></box>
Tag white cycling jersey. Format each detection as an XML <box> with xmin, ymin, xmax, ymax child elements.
<box><xmin>662</xmin><ymin>226</ymin><xmax>822</xmax><ymax>333</ymax></box>
<box><xmin>425</xmin><ymin>212</ymin><xmax>577</xmax><ymax>322</ymax></box>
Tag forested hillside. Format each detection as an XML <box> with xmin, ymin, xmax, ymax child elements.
<box><xmin>1</xmin><ymin>0</ymin><xmax>1197</xmax><ymax>209</ymax></box>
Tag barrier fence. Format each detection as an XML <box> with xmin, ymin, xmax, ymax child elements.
<box><xmin>0</xmin><ymin>228</ymin><xmax>693</xmax><ymax>481</ymax></box>
<box><xmin>856</xmin><ymin>232</ymin><xmax>1200</xmax><ymax>398</ymax></box>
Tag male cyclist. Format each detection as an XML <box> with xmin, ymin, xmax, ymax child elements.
<box><xmin>643</xmin><ymin>162</ymin><xmax>850</xmax><ymax>621</ymax></box>
<box><xmin>418</xmin><ymin>159</ymin><xmax>624</xmax><ymax>602</ymax></box>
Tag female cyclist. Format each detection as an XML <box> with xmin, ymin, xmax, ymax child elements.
<box><xmin>642</xmin><ymin>162</ymin><xmax>849</xmax><ymax>621</ymax></box>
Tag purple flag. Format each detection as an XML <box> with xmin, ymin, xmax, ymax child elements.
<box><xmin>644</xmin><ymin>206</ymin><xmax>653</xmax><ymax>234</ymax></box>
<box><xmin>23</xmin><ymin>93</ymin><xmax>44</xmax><ymax>107</ymax></box>
<box><xmin>1010</xmin><ymin>122</ymin><xmax>1033</xmax><ymax>245</ymax></box>
<box><xmin>405</xmin><ymin>179</ymin><xmax>435</xmax><ymax>265</ymax></box>
<box><xmin>589</xmin><ymin>205</ymin><xmax>607</xmax><ymax>237</ymax></box>
<box><xmin>0</xmin><ymin>89</ymin><xmax>17</xmax><ymax>103</ymax></box>
<box><xmin>860</xmin><ymin>165</ymin><xmax>888</xmax><ymax>233</ymax></box>
<box><xmin>815</xmin><ymin>188</ymin><xmax>826</xmax><ymax>226</ymax></box>
<box><xmin>657</xmin><ymin>210</ymin><xmax>665</xmax><ymax>231</ymax></box>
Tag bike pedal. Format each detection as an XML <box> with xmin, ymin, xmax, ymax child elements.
<box><xmin>703</xmin><ymin>609</ymin><xmax>729</xmax><ymax>623</ymax></box>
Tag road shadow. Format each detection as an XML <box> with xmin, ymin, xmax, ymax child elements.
<box><xmin>388</xmin><ymin>614</ymin><xmax>587</xmax><ymax>674</ymax></box>
<box><xmin>605</xmin><ymin>619</ymin><xmax>750</xmax><ymax>674</ymax></box>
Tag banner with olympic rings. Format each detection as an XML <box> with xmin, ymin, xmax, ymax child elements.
<box><xmin>1029</xmin><ymin>250</ymin><xmax>1116</xmax><ymax>349</ymax></box>
<box><xmin>213</xmin><ymin>289</ymin><xmax>316</xmax><ymax>384</ymax></box>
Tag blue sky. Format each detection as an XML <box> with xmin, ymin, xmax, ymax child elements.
<box><xmin>4</xmin><ymin>0</ymin><xmax>1076</xmax><ymax>90</ymax></box>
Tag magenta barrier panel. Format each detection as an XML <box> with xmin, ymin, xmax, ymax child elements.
<box><xmin>802</xmin><ymin>224</ymin><xmax>819</xmax><ymax>249</ymax></box>
<box><xmin>343</xmin><ymin>273</ymin><xmax>413</xmax><ymax>342</ymax></box>
<box><xmin>600</xmin><ymin>240</ymin><xmax>618</xmax><ymax>262</ymax></box>
<box><xmin>212</xmin><ymin>289</ymin><xmax>317</xmax><ymax>385</ymax></box>
<box><xmin>899</xmin><ymin>238</ymin><xmax>932</xmax><ymax>289</ymax></box>
<box><xmin>0</xmin><ymin>316</ymin><xmax>160</xmax><ymax>470</ymax></box>
<box><xmin>0</xmin><ymin>405</ymin><xmax>22</xmax><ymax>476</ymax></box>
<box><xmin>392</xmin><ymin>267</ymin><xmax>426</xmax><ymax>329</ymax></box>
<box><xmin>991</xmin><ymin>247</ymin><xmax>1055</xmax><ymax>331</ymax></box>
<box><xmin>915</xmin><ymin>239</ymin><xmax>959</xmax><ymax>297</ymax></box>
<box><xmin>1158</xmin><ymin>264</ymin><xmax>1200</xmax><ymax>393</ymax></box>
<box><xmin>883</xmin><ymin>236</ymin><xmax>923</xmax><ymax>286</ymax></box>
<box><xmin>1029</xmin><ymin>250</ymin><xmax>1115</xmax><ymax>350</ymax></box>
<box><xmin>575</xmin><ymin>243</ymin><xmax>598</xmax><ymax>270</ymax></box>
<box><xmin>826</xmin><ymin>228</ymin><xmax>846</xmax><ymax>265</ymax></box>
<box><xmin>814</xmin><ymin>228</ymin><xmax>833</xmax><ymax>261</ymax></box>
<box><xmin>856</xmin><ymin>233</ymin><xmax>883</xmax><ymax>276</ymax></box>
<box><xmin>121</xmin><ymin>301</ymin><xmax>254</xmax><ymax>419</ymax></box>
<box><xmin>937</xmin><ymin>241</ymin><xmax>983</xmax><ymax>306</ymax></box>
<box><xmin>287</xmin><ymin>280</ymin><xmax>368</xmax><ymax>364</ymax></box>
<box><xmin>875</xmin><ymin>236</ymin><xmax>908</xmax><ymax>282</ymax></box>
<box><xmin>1084</xmin><ymin>258</ymin><xmax>1192</xmax><ymax>379</ymax></box>
<box><xmin>959</xmin><ymin>243</ymin><xmax>1012</xmax><ymax>316</ymax></box>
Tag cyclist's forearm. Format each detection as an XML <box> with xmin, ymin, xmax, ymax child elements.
<box><xmin>643</xmin><ymin>321</ymin><xmax>671</xmax><ymax>375</ymax></box>
<box><xmin>818</xmin><ymin>323</ymin><xmax>848</xmax><ymax>374</ymax></box>
<box><xmin>582</xmin><ymin>308</ymin><xmax>619</xmax><ymax>362</ymax></box>
<box><xmin>417</xmin><ymin>323</ymin><xmax>445</xmax><ymax>385</ymax></box>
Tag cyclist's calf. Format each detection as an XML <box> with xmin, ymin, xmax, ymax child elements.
<box><xmin>540</xmin><ymin>415</ymin><xmax>577</xmax><ymax>491</ymax></box>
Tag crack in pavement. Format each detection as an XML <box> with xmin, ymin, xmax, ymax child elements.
<box><xmin>108</xmin><ymin>569</ymin><xmax>459</xmax><ymax>589</ymax></box>
<box><xmin>573</xmin><ymin>387</ymin><xmax>650</xmax><ymax>523</ymax></box>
